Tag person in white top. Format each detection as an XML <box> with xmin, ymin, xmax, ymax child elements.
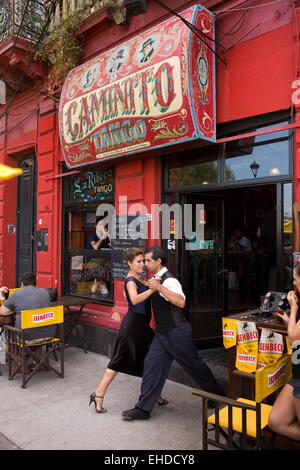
<box><xmin>229</xmin><ymin>228</ymin><xmax>252</xmax><ymax>252</ymax></box>
<box><xmin>153</xmin><ymin>266</ymin><xmax>186</xmax><ymax>302</ymax></box>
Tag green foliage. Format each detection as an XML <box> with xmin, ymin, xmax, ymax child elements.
<box><xmin>38</xmin><ymin>11</ymin><xmax>83</xmax><ymax>94</ymax></box>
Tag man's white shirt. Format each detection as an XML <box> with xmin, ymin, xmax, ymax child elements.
<box><xmin>154</xmin><ymin>267</ymin><xmax>186</xmax><ymax>302</ymax></box>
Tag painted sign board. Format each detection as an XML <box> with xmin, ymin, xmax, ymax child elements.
<box><xmin>70</xmin><ymin>167</ymin><xmax>115</xmax><ymax>203</ymax></box>
<box><xmin>59</xmin><ymin>4</ymin><xmax>216</xmax><ymax>168</ymax></box>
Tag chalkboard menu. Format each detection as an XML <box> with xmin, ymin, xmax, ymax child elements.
<box><xmin>111</xmin><ymin>214</ymin><xmax>148</xmax><ymax>279</ymax></box>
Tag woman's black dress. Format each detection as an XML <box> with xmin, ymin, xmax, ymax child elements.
<box><xmin>107</xmin><ymin>276</ymin><xmax>154</xmax><ymax>377</ymax></box>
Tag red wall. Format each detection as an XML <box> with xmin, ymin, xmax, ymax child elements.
<box><xmin>0</xmin><ymin>90</ymin><xmax>40</xmax><ymax>288</ymax></box>
<box><xmin>36</xmin><ymin>113</ymin><xmax>62</xmax><ymax>292</ymax></box>
<box><xmin>216</xmin><ymin>22</ymin><xmax>294</xmax><ymax>123</ymax></box>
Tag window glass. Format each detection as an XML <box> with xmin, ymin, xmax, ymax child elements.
<box><xmin>67</xmin><ymin>208</ymin><xmax>112</xmax><ymax>250</ymax></box>
<box><xmin>168</xmin><ymin>146</ymin><xmax>219</xmax><ymax>187</ymax></box>
<box><xmin>69</xmin><ymin>254</ymin><xmax>113</xmax><ymax>300</ymax></box>
<box><xmin>225</xmin><ymin>122</ymin><xmax>290</xmax><ymax>182</ymax></box>
<box><xmin>283</xmin><ymin>183</ymin><xmax>293</xmax><ymax>290</ymax></box>
<box><xmin>65</xmin><ymin>166</ymin><xmax>115</xmax><ymax>302</ymax></box>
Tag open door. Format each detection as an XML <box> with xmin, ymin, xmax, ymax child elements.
<box><xmin>180</xmin><ymin>193</ymin><xmax>228</xmax><ymax>342</ymax></box>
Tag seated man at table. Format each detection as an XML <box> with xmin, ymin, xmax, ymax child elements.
<box><xmin>0</xmin><ymin>272</ymin><xmax>57</xmax><ymax>370</ymax></box>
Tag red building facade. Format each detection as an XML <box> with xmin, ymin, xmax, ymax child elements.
<box><xmin>0</xmin><ymin>0</ymin><xmax>298</xmax><ymax>351</ymax></box>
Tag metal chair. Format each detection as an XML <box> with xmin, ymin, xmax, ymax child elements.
<box><xmin>4</xmin><ymin>305</ymin><xmax>64</xmax><ymax>388</ymax></box>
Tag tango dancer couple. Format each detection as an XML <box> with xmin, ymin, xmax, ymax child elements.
<box><xmin>90</xmin><ymin>245</ymin><xmax>224</xmax><ymax>420</ymax></box>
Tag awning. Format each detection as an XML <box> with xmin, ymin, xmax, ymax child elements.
<box><xmin>59</xmin><ymin>4</ymin><xmax>216</xmax><ymax>169</ymax></box>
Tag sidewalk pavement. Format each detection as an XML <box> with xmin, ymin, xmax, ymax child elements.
<box><xmin>0</xmin><ymin>346</ymin><xmax>228</xmax><ymax>451</ymax></box>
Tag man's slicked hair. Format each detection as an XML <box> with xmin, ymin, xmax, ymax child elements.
<box><xmin>145</xmin><ymin>246</ymin><xmax>167</xmax><ymax>266</ymax></box>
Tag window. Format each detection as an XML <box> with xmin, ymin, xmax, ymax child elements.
<box><xmin>282</xmin><ymin>182</ymin><xmax>293</xmax><ymax>290</ymax></box>
<box><xmin>168</xmin><ymin>146</ymin><xmax>219</xmax><ymax>187</ymax></box>
<box><xmin>225</xmin><ymin>122</ymin><xmax>290</xmax><ymax>182</ymax></box>
<box><xmin>64</xmin><ymin>167</ymin><xmax>115</xmax><ymax>302</ymax></box>
<box><xmin>166</xmin><ymin>117</ymin><xmax>292</xmax><ymax>189</ymax></box>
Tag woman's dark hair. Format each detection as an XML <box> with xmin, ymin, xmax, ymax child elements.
<box><xmin>123</xmin><ymin>247</ymin><xmax>143</xmax><ymax>263</ymax></box>
<box><xmin>295</xmin><ymin>263</ymin><xmax>300</xmax><ymax>277</ymax></box>
<box><xmin>19</xmin><ymin>272</ymin><xmax>36</xmax><ymax>286</ymax></box>
<box><xmin>145</xmin><ymin>246</ymin><xmax>167</xmax><ymax>266</ymax></box>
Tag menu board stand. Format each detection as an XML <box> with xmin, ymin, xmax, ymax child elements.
<box><xmin>111</xmin><ymin>214</ymin><xmax>148</xmax><ymax>280</ymax></box>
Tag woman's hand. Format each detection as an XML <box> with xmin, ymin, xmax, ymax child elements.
<box><xmin>140</xmin><ymin>279</ymin><xmax>155</xmax><ymax>291</ymax></box>
<box><xmin>147</xmin><ymin>277</ymin><xmax>162</xmax><ymax>292</ymax></box>
<box><xmin>287</xmin><ymin>290</ymin><xmax>298</xmax><ymax>310</ymax></box>
<box><xmin>274</xmin><ymin>310</ymin><xmax>290</xmax><ymax>325</ymax></box>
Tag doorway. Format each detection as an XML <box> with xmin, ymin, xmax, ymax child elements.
<box><xmin>179</xmin><ymin>194</ymin><xmax>227</xmax><ymax>341</ymax></box>
<box><xmin>15</xmin><ymin>156</ymin><xmax>37</xmax><ymax>284</ymax></box>
<box><xmin>175</xmin><ymin>183</ymin><xmax>293</xmax><ymax>343</ymax></box>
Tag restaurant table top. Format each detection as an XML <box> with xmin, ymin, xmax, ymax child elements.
<box><xmin>225</xmin><ymin>309</ymin><xmax>287</xmax><ymax>333</ymax></box>
<box><xmin>51</xmin><ymin>295</ymin><xmax>102</xmax><ymax>308</ymax></box>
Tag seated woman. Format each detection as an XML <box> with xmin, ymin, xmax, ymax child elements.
<box><xmin>268</xmin><ymin>263</ymin><xmax>300</xmax><ymax>441</ymax></box>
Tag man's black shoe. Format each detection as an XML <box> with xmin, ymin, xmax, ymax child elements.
<box><xmin>122</xmin><ymin>407</ymin><xmax>150</xmax><ymax>420</ymax></box>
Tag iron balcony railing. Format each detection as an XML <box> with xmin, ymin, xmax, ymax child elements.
<box><xmin>0</xmin><ymin>0</ymin><xmax>48</xmax><ymax>43</ymax></box>
<box><xmin>0</xmin><ymin>0</ymin><xmax>104</xmax><ymax>44</ymax></box>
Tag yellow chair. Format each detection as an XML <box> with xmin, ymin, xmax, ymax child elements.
<box><xmin>4</xmin><ymin>305</ymin><xmax>64</xmax><ymax>388</ymax></box>
<box><xmin>192</xmin><ymin>354</ymin><xmax>292</xmax><ymax>450</ymax></box>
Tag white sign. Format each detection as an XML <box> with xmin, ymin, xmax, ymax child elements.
<box><xmin>0</xmin><ymin>81</ymin><xmax>6</xmax><ymax>105</ymax></box>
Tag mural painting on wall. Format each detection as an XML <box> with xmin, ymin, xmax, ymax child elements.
<box><xmin>59</xmin><ymin>4</ymin><xmax>216</xmax><ymax>168</ymax></box>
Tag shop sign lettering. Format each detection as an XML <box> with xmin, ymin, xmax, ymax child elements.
<box><xmin>65</xmin><ymin>59</ymin><xmax>180</xmax><ymax>145</ymax></box>
<box><xmin>71</xmin><ymin>167</ymin><xmax>115</xmax><ymax>202</ymax></box>
<box><xmin>59</xmin><ymin>5</ymin><xmax>216</xmax><ymax>168</ymax></box>
<box><xmin>33</xmin><ymin>311</ymin><xmax>54</xmax><ymax>323</ymax></box>
<box><xmin>268</xmin><ymin>363</ymin><xmax>286</xmax><ymax>388</ymax></box>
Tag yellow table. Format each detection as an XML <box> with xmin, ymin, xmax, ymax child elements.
<box><xmin>222</xmin><ymin>311</ymin><xmax>290</xmax><ymax>400</ymax></box>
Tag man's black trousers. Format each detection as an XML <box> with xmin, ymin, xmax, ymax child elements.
<box><xmin>136</xmin><ymin>321</ymin><xmax>224</xmax><ymax>413</ymax></box>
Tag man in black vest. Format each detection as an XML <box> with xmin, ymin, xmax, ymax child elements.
<box><xmin>122</xmin><ymin>246</ymin><xmax>224</xmax><ymax>420</ymax></box>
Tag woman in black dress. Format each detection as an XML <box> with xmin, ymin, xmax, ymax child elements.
<box><xmin>89</xmin><ymin>247</ymin><xmax>167</xmax><ymax>413</ymax></box>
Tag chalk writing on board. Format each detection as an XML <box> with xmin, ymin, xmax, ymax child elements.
<box><xmin>111</xmin><ymin>214</ymin><xmax>148</xmax><ymax>279</ymax></box>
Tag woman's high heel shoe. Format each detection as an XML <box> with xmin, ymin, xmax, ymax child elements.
<box><xmin>89</xmin><ymin>392</ymin><xmax>107</xmax><ymax>414</ymax></box>
<box><xmin>157</xmin><ymin>398</ymin><xmax>168</xmax><ymax>406</ymax></box>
